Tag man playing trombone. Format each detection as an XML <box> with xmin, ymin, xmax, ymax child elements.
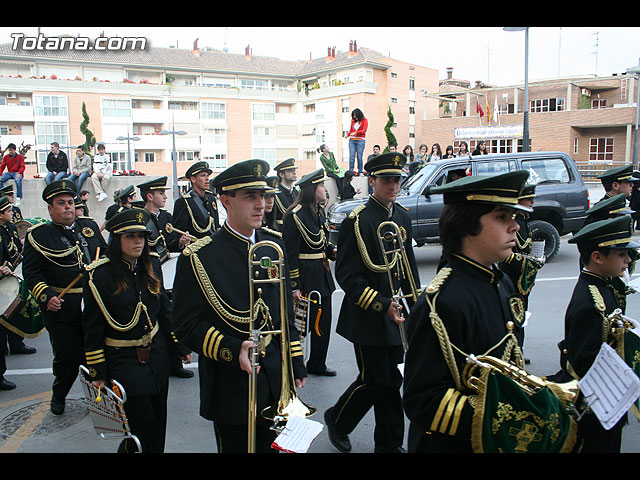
<box><xmin>324</xmin><ymin>153</ymin><xmax>419</xmax><ymax>453</ymax></box>
<box><xmin>171</xmin><ymin>159</ymin><xmax>307</xmax><ymax>453</ymax></box>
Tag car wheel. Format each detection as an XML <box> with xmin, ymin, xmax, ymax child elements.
<box><xmin>528</xmin><ymin>220</ymin><xmax>561</xmax><ymax>262</ymax></box>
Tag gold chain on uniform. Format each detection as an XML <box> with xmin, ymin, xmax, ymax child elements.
<box><xmin>26</xmin><ymin>231</ymin><xmax>83</xmax><ymax>268</ymax></box>
<box><xmin>354</xmin><ymin>214</ymin><xmax>399</xmax><ymax>273</ymax></box>
<box><xmin>184</xmin><ymin>195</ymin><xmax>216</xmax><ymax>234</ymax></box>
<box><xmin>293</xmin><ymin>212</ymin><xmax>326</xmax><ymax>248</ymax></box>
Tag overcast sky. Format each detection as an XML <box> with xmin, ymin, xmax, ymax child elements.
<box><xmin>1</xmin><ymin>26</ymin><xmax>638</xmax><ymax>87</ymax></box>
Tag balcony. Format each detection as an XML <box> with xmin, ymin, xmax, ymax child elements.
<box><xmin>0</xmin><ymin>104</ymin><xmax>34</xmax><ymax>122</ymax></box>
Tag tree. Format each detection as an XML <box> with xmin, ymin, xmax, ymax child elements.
<box><xmin>79</xmin><ymin>102</ymin><xmax>96</xmax><ymax>157</ymax></box>
<box><xmin>383</xmin><ymin>105</ymin><xmax>397</xmax><ymax>153</ymax></box>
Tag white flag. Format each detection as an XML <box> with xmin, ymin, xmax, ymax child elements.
<box><xmin>493</xmin><ymin>96</ymin><xmax>500</xmax><ymax>124</ymax></box>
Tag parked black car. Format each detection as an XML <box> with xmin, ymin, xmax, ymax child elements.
<box><xmin>326</xmin><ymin>151</ymin><xmax>590</xmax><ymax>262</ymax></box>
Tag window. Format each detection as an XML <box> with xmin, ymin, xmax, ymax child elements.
<box><xmin>253</xmin><ymin>148</ymin><xmax>276</xmax><ymax>167</ymax></box>
<box><xmin>202</xmin><ymin>128</ymin><xmax>226</xmax><ymax>144</ymax></box>
<box><xmin>36</xmin><ymin>121</ymin><xmax>68</xmax><ymax>146</ymax></box>
<box><xmin>111</xmin><ymin>151</ymin><xmax>128</xmax><ymax>171</ymax></box>
<box><xmin>35</xmin><ymin>95</ymin><xmax>68</xmax><ymax>117</ymax></box>
<box><xmin>253</xmin><ymin>126</ymin><xmax>275</xmax><ymax>144</ymax></box>
<box><xmin>201</xmin><ymin>102</ymin><xmax>226</xmax><ymax>120</ymax></box>
<box><xmin>252</xmin><ymin>103</ymin><xmax>275</xmax><ymax>121</ymax></box>
<box><xmin>409</xmin><ymin>77</ymin><xmax>415</xmax><ymax>90</ymax></box>
<box><xmin>573</xmin><ymin>138</ymin><xmax>579</xmax><ymax>154</ymax></box>
<box><xmin>241</xmin><ymin>78</ymin><xmax>268</xmax><ymax>90</ymax></box>
<box><xmin>477</xmin><ymin>160</ymin><xmax>511</xmax><ymax>175</ymax></box>
<box><xmin>391</xmin><ymin>73</ymin><xmax>397</xmax><ymax>78</ymax></box>
<box><xmin>204</xmin><ymin>154</ymin><xmax>227</xmax><ymax>169</ymax></box>
<box><xmin>591</xmin><ymin>99</ymin><xmax>606</xmax><ymax>109</ymax></box>
<box><xmin>144</xmin><ymin>152</ymin><xmax>155</xmax><ymax>163</ymax></box>
<box><xmin>530</xmin><ymin>98</ymin><xmax>565</xmax><ymax>112</ymax></box>
<box><xmin>521</xmin><ymin>157</ymin><xmax>571</xmax><ymax>184</ymax></box>
<box><xmin>102</xmin><ymin>99</ymin><xmax>131</xmax><ymax>118</ymax></box>
<box><xmin>589</xmin><ymin>137</ymin><xmax>614</xmax><ymax>161</ymax></box>
<box><xmin>621</xmin><ymin>78</ymin><xmax>628</xmax><ymax>101</ymax></box>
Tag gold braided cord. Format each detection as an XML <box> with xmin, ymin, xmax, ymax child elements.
<box><xmin>427</xmin><ymin>291</ymin><xmax>464</xmax><ymax>391</ymax></box>
<box><xmin>354</xmin><ymin>214</ymin><xmax>399</xmax><ymax>273</ymax></box>
<box><xmin>87</xmin><ymin>269</ymin><xmax>153</xmax><ymax>332</ymax></box>
<box><xmin>293</xmin><ymin>212</ymin><xmax>326</xmax><ymax>249</ymax></box>
<box><xmin>26</xmin><ymin>231</ymin><xmax>83</xmax><ymax>268</ymax></box>
<box><xmin>184</xmin><ymin>196</ymin><xmax>216</xmax><ymax>234</ymax></box>
<box><xmin>189</xmin><ymin>251</ymin><xmax>269</xmax><ymax>334</ymax></box>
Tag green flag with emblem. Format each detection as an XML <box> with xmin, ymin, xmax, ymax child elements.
<box><xmin>471</xmin><ymin>369</ymin><xmax>577</xmax><ymax>453</ymax></box>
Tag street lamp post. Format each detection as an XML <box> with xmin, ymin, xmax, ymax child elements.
<box><xmin>116</xmin><ymin>129</ymin><xmax>140</xmax><ymax>171</ymax></box>
<box><xmin>159</xmin><ymin>128</ymin><xmax>187</xmax><ymax>200</ymax></box>
<box><xmin>626</xmin><ymin>63</ymin><xmax>640</xmax><ymax>168</ymax></box>
<box><xmin>504</xmin><ymin>27</ymin><xmax>530</xmax><ymax>152</ymax></box>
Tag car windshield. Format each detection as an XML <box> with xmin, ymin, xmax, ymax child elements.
<box><xmin>402</xmin><ymin>164</ymin><xmax>438</xmax><ymax>194</ymax></box>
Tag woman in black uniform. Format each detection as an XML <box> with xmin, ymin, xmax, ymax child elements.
<box><xmin>82</xmin><ymin>208</ymin><xmax>191</xmax><ymax>453</ymax></box>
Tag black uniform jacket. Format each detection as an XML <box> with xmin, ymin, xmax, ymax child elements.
<box><xmin>0</xmin><ymin>221</ymin><xmax>22</xmax><ymax>267</ymax></box>
<box><xmin>22</xmin><ymin>218</ymin><xmax>107</xmax><ymax>312</ymax></box>
<box><xmin>560</xmin><ymin>270</ymin><xmax>620</xmax><ymax>379</ymax></box>
<box><xmin>274</xmin><ymin>185</ymin><xmax>298</xmax><ymax>228</ymax></box>
<box><xmin>81</xmin><ymin>255</ymin><xmax>185</xmax><ymax>397</ymax></box>
<box><xmin>172</xmin><ymin>189</ymin><xmax>219</xmax><ymax>239</ymax></box>
<box><xmin>403</xmin><ymin>253</ymin><xmax>525</xmax><ymax>446</ymax></box>
<box><xmin>145</xmin><ymin>208</ymin><xmax>180</xmax><ymax>262</ymax></box>
<box><xmin>335</xmin><ymin>195</ymin><xmax>420</xmax><ymax>346</ymax></box>
<box><xmin>171</xmin><ymin>223</ymin><xmax>306</xmax><ymax>425</ymax></box>
<box><xmin>282</xmin><ymin>204</ymin><xmax>336</xmax><ymax>296</ymax></box>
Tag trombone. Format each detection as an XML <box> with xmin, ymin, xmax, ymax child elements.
<box><xmin>294</xmin><ymin>290</ymin><xmax>322</xmax><ymax>364</ymax></box>
<box><xmin>377</xmin><ymin>221</ymin><xmax>419</xmax><ymax>353</ymax></box>
<box><xmin>247</xmin><ymin>240</ymin><xmax>316</xmax><ymax>453</ymax></box>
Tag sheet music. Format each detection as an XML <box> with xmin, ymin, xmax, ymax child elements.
<box><xmin>272</xmin><ymin>415</ymin><xmax>324</xmax><ymax>453</ymax></box>
<box><xmin>578</xmin><ymin>343</ymin><xmax>640</xmax><ymax>430</ymax></box>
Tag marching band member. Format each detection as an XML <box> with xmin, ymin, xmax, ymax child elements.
<box><xmin>595</xmin><ymin>164</ymin><xmax>639</xmax><ymax>203</ymax></box>
<box><xmin>282</xmin><ymin>169</ymin><xmax>337</xmax><ymax>376</ymax></box>
<box><xmin>554</xmin><ymin>215</ymin><xmax>639</xmax><ymax>452</ymax></box>
<box><xmin>22</xmin><ymin>180</ymin><xmax>106</xmax><ymax>415</ymax></box>
<box><xmin>81</xmin><ymin>208</ymin><xmax>191</xmax><ymax>453</ymax></box>
<box><xmin>172</xmin><ymin>161</ymin><xmax>219</xmax><ymax>239</ymax></box>
<box><xmin>273</xmin><ymin>158</ymin><xmax>299</xmax><ymax>229</ymax></box>
<box><xmin>172</xmin><ymin>159</ymin><xmax>306</xmax><ymax>453</ymax></box>
<box><xmin>0</xmin><ymin>185</ymin><xmax>23</xmax><ymax>223</ymax></box>
<box><xmin>262</xmin><ymin>176</ymin><xmax>278</xmax><ymax>230</ymax></box>
<box><xmin>324</xmin><ymin>153</ymin><xmax>419</xmax><ymax>453</ymax></box>
<box><xmin>403</xmin><ymin>171</ymin><xmax>550</xmax><ymax>453</ymax></box>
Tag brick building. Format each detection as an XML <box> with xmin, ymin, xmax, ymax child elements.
<box><xmin>0</xmin><ymin>37</ymin><xmax>439</xmax><ymax>184</ymax></box>
<box><xmin>424</xmin><ymin>68</ymin><xmax>639</xmax><ymax>177</ymax></box>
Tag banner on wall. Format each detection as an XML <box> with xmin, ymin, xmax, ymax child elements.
<box><xmin>454</xmin><ymin>125</ymin><xmax>523</xmax><ymax>140</ymax></box>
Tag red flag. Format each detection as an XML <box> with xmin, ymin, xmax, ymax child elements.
<box><xmin>476</xmin><ymin>101</ymin><xmax>484</xmax><ymax>117</ymax></box>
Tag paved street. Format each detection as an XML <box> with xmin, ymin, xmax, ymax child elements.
<box><xmin>2</xmin><ymin>230</ymin><xmax>640</xmax><ymax>454</ymax></box>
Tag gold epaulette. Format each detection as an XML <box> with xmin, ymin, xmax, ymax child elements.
<box><xmin>292</xmin><ymin>204</ymin><xmax>302</xmax><ymax>213</ymax></box>
<box><xmin>150</xmin><ymin>251</ymin><xmax>160</xmax><ymax>258</ymax></box>
<box><xmin>26</xmin><ymin>222</ymin><xmax>47</xmax><ymax>234</ymax></box>
<box><xmin>261</xmin><ymin>226</ymin><xmax>282</xmax><ymax>239</ymax></box>
<box><xmin>77</xmin><ymin>215</ymin><xmax>96</xmax><ymax>221</ymax></box>
<box><xmin>348</xmin><ymin>203</ymin><xmax>366</xmax><ymax>219</ymax></box>
<box><xmin>85</xmin><ymin>257</ymin><xmax>110</xmax><ymax>272</ymax></box>
<box><xmin>425</xmin><ymin>267</ymin><xmax>452</xmax><ymax>295</ymax></box>
<box><xmin>182</xmin><ymin>235</ymin><xmax>212</xmax><ymax>256</ymax></box>
<box><xmin>588</xmin><ymin>285</ymin><xmax>606</xmax><ymax>313</ymax></box>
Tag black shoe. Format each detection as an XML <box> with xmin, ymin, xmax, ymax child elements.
<box><xmin>50</xmin><ymin>397</ymin><xmax>65</xmax><ymax>415</ymax></box>
<box><xmin>374</xmin><ymin>446</ymin><xmax>406</xmax><ymax>453</ymax></box>
<box><xmin>307</xmin><ymin>368</ymin><xmax>337</xmax><ymax>377</ymax></box>
<box><xmin>0</xmin><ymin>378</ymin><xmax>16</xmax><ymax>390</ymax></box>
<box><xmin>171</xmin><ymin>367</ymin><xmax>194</xmax><ymax>378</ymax></box>
<box><xmin>10</xmin><ymin>345</ymin><xmax>37</xmax><ymax>355</ymax></box>
<box><xmin>324</xmin><ymin>407</ymin><xmax>351</xmax><ymax>453</ymax></box>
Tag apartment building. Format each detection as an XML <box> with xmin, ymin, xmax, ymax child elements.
<box><xmin>423</xmin><ymin>68</ymin><xmax>639</xmax><ymax>176</ymax></box>
<box><xmin>0</xmin><ymin>37</ymin><xmax>440</xmax><ymax>181</ymax></box>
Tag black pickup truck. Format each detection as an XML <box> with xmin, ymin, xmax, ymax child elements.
<box><xmin>326</xmin><ymin>151</ymin><xmax>590</xmax><ymax>262</ymax></box>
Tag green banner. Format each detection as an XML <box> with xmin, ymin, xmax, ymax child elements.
<box><xmin>471</xmin><ymin>369</ymin><xmax>577</xmax><ymax>453</ymax></box>
<box><xmin>0</xmin><ymin>279</ymin><xmax>45</xmax><ymax>338</ymax></box>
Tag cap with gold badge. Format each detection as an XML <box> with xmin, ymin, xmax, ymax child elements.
<box><xmin>596</xmin><ymin>164</ymin><xmax>640</xmax><ymax>185</ymax></box>
<box><xmin>42</xmin><ymin>179</ymin><xmax>77</xmax><ymax>203</ymax></box>
<box><xmin>137</xmin><ymin>176</ymin><xmax>171</xmax><ymax>191</ymax></box>
<box><xmin>364</xmin><ymin>152</ymin><xmax>407</xmax><ymax>177</ymax></box>
<box><xmin>274</xmin><ymin>158</ymin><xmax>297</xmax><ymax>173</ymax></box>
<box><xmin>295</xmin><ymin>168</ymin><xmax>327</xmax><ymax>190</ymax></box>
<box><xmin>185</xmin><ymin>161</ymin><xmax>212</xmax><ymax>179</ymax></box>
<box><xmin>430</xmin><ymin>170</ymin><xmax>533</xmax><ymax>213</ymax></box>
<box><xmin>212</xmin><ymin>159</ymin><xmax>272</xmax><ymax>194</ymax></box>
<box><xmin>569</xmin><ymin>214</ymin><xmax>640</xmax><ymax>250</ymax></box>
<box><xmin>0</xmin><ymin>195</ymin><xmax>11</xmax><ymax>212</ymax></box>
<box><xmin>105</xmin><ymin>208</ymin><xmax>152</xmax><ymax>235</ymax></box>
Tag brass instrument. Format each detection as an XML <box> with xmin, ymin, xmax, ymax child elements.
<box><xmin>377</xmin><ymin>220</ymin><xmax>419</xmax><ymax>352</ymax></box>
<box><xmin>294</xmin><ymin>290</ymin><xmax>321</xmax><ymax>364</ymax></box>
<box><xmin>247</xmin><ymin>240</ymin><xmax>316</xmax><ymax>453</ymax></box>
<box><xmin>462</xmin><ymin>354</ymin><xmax>580</xmax><ymax>411</ymax></box>
<box><xmin>164</xmin><ymin>223</ymin><xmax>197</xmax><ymax>242</ymax></box>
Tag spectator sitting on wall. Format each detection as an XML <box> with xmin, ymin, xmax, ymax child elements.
<box><xmin>45</xmin><ymin>142</ymin><xmax>69</xmax><ymax>185</ymax></box>
<box><xmin>0</xmin><ymin>143</ymin><xmax>25</xmax><ymax>206</ymax></box>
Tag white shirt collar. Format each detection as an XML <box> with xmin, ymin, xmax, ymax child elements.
<box><xmin>225</xmin><ymin>222</ymin><xmax>256</xmax><ymax>244</ymax></box>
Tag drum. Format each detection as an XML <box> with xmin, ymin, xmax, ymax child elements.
<box><xmin>15</xmin><ymin>217</ymin><xmax>49</xmax><ymax>240</ymax></box>
<box><xmin>0</xmin><ymin>274</ymin><xmax>23</xmax><ymax>322</ymax></box>
<box><xmin>161</xmin><ymin>253</ymin><xmax>180</xmax><ymax>292</ymax></box>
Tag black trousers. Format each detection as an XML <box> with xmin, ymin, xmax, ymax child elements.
<box><xmin>118</xmin><ymin>383</ymin><xmax>169</xmax><ymax>453</ymax></box>
<box><xmin>213</xmin><ymin>421</ymin><xmax>278</xmax><ymax>453</ymax></box>
<box><xmin>43</xmin><ymin>297</ymin><xmax>84</xmax><ymax>401</ymax></box>
<box><xmin>329</xmin><ymin>343</ymin><xmax>404</xmax><ymax>449</ymax></box>
<box><xmin>305</xmin><ymin>295</ymin><xmax>332</xmax><ymax>372</ymax></box>
<box><xmin>577</xmin><ymin>413</ymin><xmax>624</xmax><ymax>453</ymax></box>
